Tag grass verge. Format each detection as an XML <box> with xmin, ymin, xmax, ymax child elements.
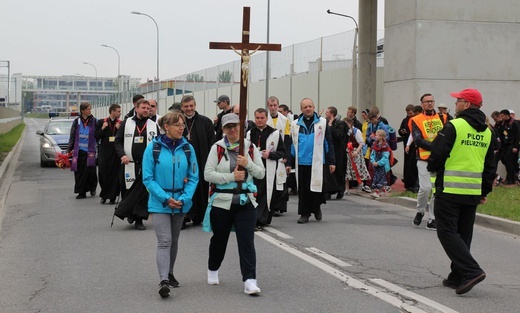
<box><xmin>0</xmin><ymin>123</ymin><xmax>26</xmax><ymax>166</ymax></box>
<box><xmin>393</xmin><ymin>185</ymin><xmax>520</xmax><ymax>222</ymax></box>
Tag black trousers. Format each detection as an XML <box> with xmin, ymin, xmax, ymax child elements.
<box><xmin>435</xmin><ymin>195</ymin><xmax>484</xmax><ymax>282</ymax></box>
<box><xmin>403</xmin><ymin>146</ymin><xmax>418</xmax><ymax>189</ymax></box>
<box><xmin>208</xmin><ymin>203</ymin><xmax>256</xmax><ymax>281</ymax></box>
<box><xmin>297</xmin><ymin>165</ymin><xmax>324</xmax><ymax>216</ymax></box>
<box><xmin>501</xmin><ymin>146</ymin><xmax>519</xmax><ymax>183</ymax></box>
<box><xmin>74</xmin><ymin>150</ymin><xmax>98</xmax><ymax>195</ymax></box>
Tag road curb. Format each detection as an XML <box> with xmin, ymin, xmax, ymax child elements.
<box><xmin>377</xmin><ymin>196</ymin><xmax>520</xmax><ymax>236</ymax></box>
<box><xmin>0</xmin><ymin>131</ymin><xmax>24</xmax><ymax>187</ymax></box>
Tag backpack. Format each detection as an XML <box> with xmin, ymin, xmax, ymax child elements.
<box><xmin>387</xmin><ymin>126</ymin><xmax>398</xmax><ymax>151</ymax></box>
<box><xmin>209</xmin><ymin>143</ymin><xmax>256</xmax><ymax>196</ymax></box>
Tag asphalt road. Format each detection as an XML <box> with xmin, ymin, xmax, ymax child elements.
<box><xmin>1</xmin><ymin>118</ymin><xmax>519</xmax><ymax>313</ymax></box>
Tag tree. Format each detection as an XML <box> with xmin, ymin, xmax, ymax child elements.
<box><xmin>218</xmin><ymin>70</ymin><xmax>232</xmax><ymax>83</ymax></box>
<box><xmin>186</xmin><ymin>74</ymin><xmax>204</xmax><ymax>82</ymax></box>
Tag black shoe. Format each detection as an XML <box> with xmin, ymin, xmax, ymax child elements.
<box><xmin>324</xmin><ymin>193</ymin><xmax>331</xmax><ymax>200</ymax></box>
<box><xmin>255</xmin><ymin>225</ymin><xmax>265</xmax><ymax>231</ymax></box>
<box><xmin>315</xmin><ymin>209</ymin><xmax>322</xmax><ymax>221</ymax></box>
<box><xmin>456</xmin><ymin>273</ymin><xmax>486</xmax><ymax>295</ymax></box>
<box><xmin>127</xmin><ymin>218</ymin><xmax>134</xmax><ymax>224</ymax></box>
<box><xmin>90</xmin><ymin>190</ymin><xmax>96</xmax><ymax>197</ymax></box>
<box><xmin>135</xmin><ymin>220</ymin><xmax>146</xmax><ymax>230</ymax></box>
<box><xmin>426</xmin><ymin>220</ymin><xmax>437</xmax><ymax>231</ymax></box>
<box><xmin>76</xmin><ymin>194</ymin><xmax>86</xmax><ymax>199</ymax></box>
<box><xmin>100</xmin><ymin>198</ymin><xmax>106</xmax><ymax>204</ymax></box>
<box><xmin>108</xmin><ymin>200</ymin><xmax>116</xmax><ymax>205</ymax></box>
<box><xmin>336</xmin><ymin>191</ymin><xmax>344</xmax><ymax>200</ymax></box>
<box><xmin>442</xmin><ymin>279</ymin><xmax>460</xmax><ymax>289</ymax></box>
<box><xmin>158</xmin><ymin>280</ymin><xmax>170</xmax><ymax>298</ymax></box>
<box><xmin>273</xmin><ymin>211</ymin><xmax>282</xmax><ymax>217</ymax></box>
<box><xmin>413</xmin><ymin>212</ymin><xmax>424</xmax><ymax>226</ymax></box>
<box><xmin>297</xmin><ymin>215</ymin><xmax>309</xmax><ymax>224</ymax></box>
<box><xmin>168</xmin><ymin>273</ymin><xmax>180</xmax><ymax>288</ymax></box>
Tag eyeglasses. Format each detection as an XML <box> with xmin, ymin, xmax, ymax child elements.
<box><xmin>456</xmin><ymin>99</ymin><xmax>468</xmax><ymax>103</ymax></box>
<box><xmin>172</xmin><ymin>123</ymin><xmax>185</xmax><ymax>128</ymax></box>
<box><xmin>150</xmin><ymin>105</ymin><xmax>156</xmax><ymax>108</ymax></box>
<box><xmin>422</xmin><ymin>100</ymin><xmax>435</xmax><ymax>104</ymax></box>
<box><xmin>224</xmin><ymin>123</ymin><xmax>238</xmax><ymax>129</ymax></box>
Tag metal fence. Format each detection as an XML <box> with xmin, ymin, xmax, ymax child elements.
<box><xmin>95</xmin><ymin>28</ymin><xmax>384</xmax><ymax>106</ymax></box>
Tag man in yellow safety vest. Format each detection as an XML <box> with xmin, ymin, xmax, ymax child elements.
<box><xmin>427</xmin><ymin>88</ymin><xmax>496</xmax><ymax>295</ymax></box>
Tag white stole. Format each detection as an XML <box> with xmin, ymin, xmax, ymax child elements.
<box><xmin>246</xmin><ymin>129</ymin><xmax>285</xmax><ymax>210</ymax></box>
<box><xmin>123</xmin><ymin>118</ymin><xmax>157</xmax><ymax>189</ymax></box>
<box><xmin>291</xmin><ymin>117</ymin><xmax>327</xmax><ymax>192</ymax></box>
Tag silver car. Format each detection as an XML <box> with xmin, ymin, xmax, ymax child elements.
<box><xmin>36</xmin><ymin>117</ymin><xmax>74</xmax><ymax>167</ymax></box>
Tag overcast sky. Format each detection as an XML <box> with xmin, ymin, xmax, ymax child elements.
<box><xmin>2</xmin><ymin>0</ymin><xmax>384</xmax><ymax>82</ymax></box>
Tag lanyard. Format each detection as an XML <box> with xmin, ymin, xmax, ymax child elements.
<box><xmin>81</xmin><ymin>117</ymin><xmax>89</xmax><ymax>128</ymax></box>
<box><xmin>136</xmin><ymin>123</ymin><xmax>147</xmax><ymax>136</ymax></box>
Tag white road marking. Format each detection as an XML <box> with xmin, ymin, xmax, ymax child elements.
<box><xmin>262</xmin><ymin>226</ymin><xmax>293</xmax><ymax>239</ymax></box>
<box><xmin>305</xmin><ymin>247</ymin><xmax>352</xmax><ymax>267</ymax></box>
<box><xmin>371</xmin><ymin>279</ymin><xmax>459</xmax><ymax>313</ymax></box>
<box><xmin>255</xmin><ymin>231</ymin><xmax>434</xmax><ymax>313</ymax></box>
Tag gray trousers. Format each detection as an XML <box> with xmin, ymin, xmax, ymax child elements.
<box><xmin>151</xmin><ymin>213</ymin><xmax>184</xmax><ymax>281</ymax></box>
<box><xmin>416</xmin><ymin>160</ymin><xmax>435</xmax><ymax>221</ymax></box>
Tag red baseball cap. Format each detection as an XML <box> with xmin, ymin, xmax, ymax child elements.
<box><xmin>450</xmin><ymin>88</ymin><xmax>483</xmax><ymax>107</ymax></box>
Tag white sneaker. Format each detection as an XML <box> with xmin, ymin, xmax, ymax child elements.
<box><xmin>207</xmin><ymin>270</ymin><xmax>219</xmax><ymax>285</ymax></box>
<box><xmin>244</xmin><ymin>279</ymin><xmax>261</xmax><ymax>295</ymax></box>
<box><xmin>370</xmin><ymin>191</ymin><xmax>380</xmax><ymax>198</ymax></box>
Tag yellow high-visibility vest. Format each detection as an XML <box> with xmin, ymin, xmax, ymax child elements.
<box><xmin>442</xmin><ymin>118</ymin><xmax>491</xmax><ymax>195</ymax></box>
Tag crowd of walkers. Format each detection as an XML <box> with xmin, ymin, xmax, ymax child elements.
<box><xmin>64</xmin><ymin>89</ymin><xmax>516</xmax><ymax>298</ymax></box>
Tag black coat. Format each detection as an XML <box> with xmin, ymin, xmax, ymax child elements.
<box><xmin>183</xmin><ymin>111</ymin><xmax>216</xmax><ymax>223</ymax></box>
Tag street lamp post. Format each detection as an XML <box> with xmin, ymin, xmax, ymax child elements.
<box><xmin>101</xmin><ymin>44</ymin><xmax>121</xmax><ymax>104</ymax></box>
<box><xmin>327</xmin><ymin>9</ymin><xmax>358</xmax><ymax>108</ymax></box>
<box><xmin>265</xmin><ymin>0</ymin><xmax>271</xmax><ymax>107</ymax></box>
<box><xmin>82</xmin><ymin>62</ymin><xmax>98</xmax><ymax>90</ymax></box>
<box><xmin>131</xmin><ymin>11</ymin><xmax>160</xmax><ymax>103</ymax></box>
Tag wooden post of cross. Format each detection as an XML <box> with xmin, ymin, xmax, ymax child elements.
<box><xmin>210</xmin><ymin>6</ymin><xmax>281</xmax><ymax>163</ymax></box>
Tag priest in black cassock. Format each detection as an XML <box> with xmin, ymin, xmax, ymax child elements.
<box><xmin>247</xmin><ymin>108</ymin><xmax>287</xmax><ymax>229</ymax></box>
<box><xmin>114</xmin><ymin>99</ymin><xmax>160</xmax><ymax>230</ymax></box>
<box><xmin>325</xmin><ymin>106</ymin><xmax>348</xmax><ymax>199</ymax></box>
<box><xmin>180</xmin><ymin>95</ymin><xmax>216</xmax><ymax>226</ymax></box>
<box><xmin>95</xmin><ymin>104</ymin><xmax>122</xmax><ymax>204</ymax></box>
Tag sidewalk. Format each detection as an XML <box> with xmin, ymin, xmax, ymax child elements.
<box><xmin>350</xmin><ymin>178</ymin><xmax>520</xmax><ymax>236</ymax></box>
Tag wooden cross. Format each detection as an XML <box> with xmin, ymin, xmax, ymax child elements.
<box><xmin>210</xmin><ymin>6</ymin><xmax>281</xmax><ymax>160</ymax></box>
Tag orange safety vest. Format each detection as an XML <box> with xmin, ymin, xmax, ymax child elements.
<box><xmin>411</xmin><ymin>112</ymin><xmax>447</xmax><ymax>160</ymax></box>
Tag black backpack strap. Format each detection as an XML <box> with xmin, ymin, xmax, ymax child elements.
<box><xmin>152</xmin><ymin>141</ymin><xmax>161</xmax><ymax>164</ymax></box>
<box><xmin>183</xmin><ymin>145</ymin><xmax>191</xmax><ymax>166</ymax></box>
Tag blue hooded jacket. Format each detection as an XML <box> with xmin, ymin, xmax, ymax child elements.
<box><xmin>143</xmin><ymin>135</ymin><xmax>199</xmax><ymax>214</ymax></box>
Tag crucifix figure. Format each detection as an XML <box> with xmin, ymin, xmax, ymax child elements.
<box><xmin>231</xmin><ymin>45</ymin><xmax>261</xmax><ymax>87</ymax></box>
<box><xmin>210</xmin><ymin>6</ymin><xmax>281</xmax><ymax>164</ymax></box>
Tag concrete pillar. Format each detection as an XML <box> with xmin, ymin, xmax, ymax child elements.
<box><xmin>358</xmin><ymin>0</ymin><xmax>378</xmax><ymax>109</ymax></box>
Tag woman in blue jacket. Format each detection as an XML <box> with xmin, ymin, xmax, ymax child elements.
<box><xmin>143</xmin><ymin>112</ymin><xmax>199</xmax><ymax>298</ymax></box>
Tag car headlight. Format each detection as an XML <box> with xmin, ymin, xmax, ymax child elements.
<box><xmin>42</xmin><ymin>138</ymin><xmax>53</xmax><ymax>149</ymax></box>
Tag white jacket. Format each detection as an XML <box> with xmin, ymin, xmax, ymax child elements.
<box><xmin>204</xmin><ymin>138</ymin><xmax>265</xmax><ymax>210</ymax></box>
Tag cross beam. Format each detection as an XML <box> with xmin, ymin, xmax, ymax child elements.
<box><xmin>209</xmin><ymin>6</ymin><xmax>281</xmax><ymax>183</ymax></box>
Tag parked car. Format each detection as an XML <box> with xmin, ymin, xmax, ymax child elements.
<box><xmin>36</xmin><ymin>117</ymin><xmax>74</xmax><ymax>167</ymax></box>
